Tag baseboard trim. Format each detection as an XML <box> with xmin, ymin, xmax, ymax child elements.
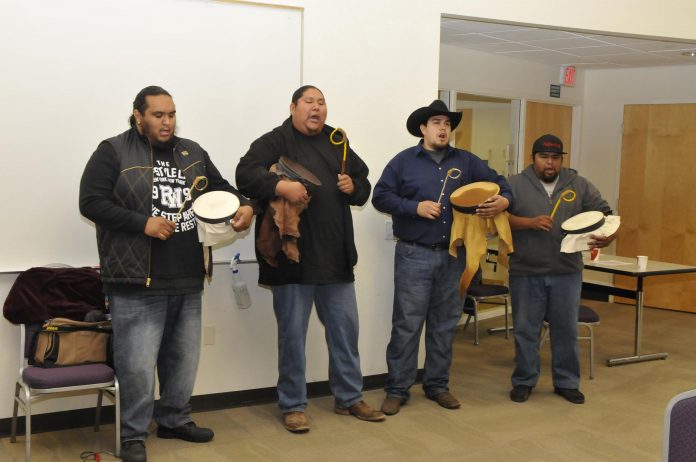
<box><xmin>0</xmin><ymin>370</ymin><xmax>423</xmax><ymax>438</ymax></box>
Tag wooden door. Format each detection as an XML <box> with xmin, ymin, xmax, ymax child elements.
<box><xmin>616</xmin><ymin>104</ymin><xmax>696</xmax><ymax>312</ymax></box>
<box><xmin>454</xmin><ymin>108</ymin><xmax>473</xmax><ymax>151</ymax></box>
<box><xmin>524</xmin><ymin>101</ymin><xmax>573</xmax><ymax>166</ymax></box>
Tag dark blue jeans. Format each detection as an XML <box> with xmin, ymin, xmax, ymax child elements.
<box><xmin>385</xmin><ymin>241</ymin><xmax>465</xmax><ymax>401</ymax></box>
<box><xmin>109</xmin><ymin>292</ymin><xmax>202</xmax><ymax>442</ymax></box>
<box><xmin>509</xmin><ymin>273</ymin><xmax>582</xmax><ymax>389</ymax></box>
<box><xmin>271</xmin><ymin>283</ymin><xmax>363</xmax><ymax>412</ymax></box>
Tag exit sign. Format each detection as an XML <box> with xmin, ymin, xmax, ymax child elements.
<box><xmin>561</xmin><ymin>65</ymin><xmax>577</xmax><ymax>87</ymax></box>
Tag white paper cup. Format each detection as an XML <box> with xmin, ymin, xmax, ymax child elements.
<box><xmin>637</xmin><ymin>255</ymin><xmax>648</xmax><ymax>270</ymax></box>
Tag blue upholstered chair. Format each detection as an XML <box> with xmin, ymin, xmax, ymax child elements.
<box><xmin>461</xmin><ymin>263</ymin><xmax>511</xmax><ymax>345</ymax></box>
<box><xmin>663</xmin><ymin>389</ymin><xmax>696</xmax><ymax>462</ymax></box>
<box><xmin>540</xmin><ymin>304</ymin><xmax>600</xmax><ymax>379</ymax></box>
<box><xmin>462</xmin><ymin>284</ymin><xmax>511</xmax><ymax>345</ymax></box>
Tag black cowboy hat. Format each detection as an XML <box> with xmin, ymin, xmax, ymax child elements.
<box><xmin>406</xmin><ymin>100</ymin><xmax>463</xmax><ymax>137</ymax></box>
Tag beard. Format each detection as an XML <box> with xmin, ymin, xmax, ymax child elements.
<box><xmin>151</xmin><ymin>137</ymin><xmax>175</xmax><ymax>149</ymax></box>
<box><xmin>541</xmin><ymin>171</ymin><xmax>559</xmax><ymax>182</ymax></box>
<box><xmin>141</xmin><ymin>120</ymin><xmax>177</xmax><ymax>149</ymax></box>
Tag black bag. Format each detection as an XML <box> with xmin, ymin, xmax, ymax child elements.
<box><xmin>31</xmin><ymin>317</ymin><xmax>112</xmax><ymax>367</ymax></box>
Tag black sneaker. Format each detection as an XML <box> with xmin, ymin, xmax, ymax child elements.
<box><xmin>120</xmin><ymin>440</ymin><xmax>147</xmax><ymax>462</ymax></box>
<box><xmin>554</xmin><ymin>387</ymin><xmax>585</xmax><ymax>404</ymax></box>
<box><xmin>510</xmin><ymin>385</ymin><xmax>533</xmax><ymax>403</ymax></box>
<box><xmin>157</xmin><ymin>421</ymin><xmax>214</xmax><ymax>442</ymax></box>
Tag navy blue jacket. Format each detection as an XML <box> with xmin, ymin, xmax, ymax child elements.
<box><xmin>372</xmin><ymin>142</ymin><xmax>512</xmax><ymax>245</ymax></box>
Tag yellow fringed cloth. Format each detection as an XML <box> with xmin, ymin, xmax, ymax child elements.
<box><xmin>449</xmin><ymin>211</ymin><xmax>514</xmax><ymax>296</ymax></box>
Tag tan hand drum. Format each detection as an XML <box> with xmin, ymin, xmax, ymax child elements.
<box><xmin>450</xmin><ymin>182</ymin><xmax>500</xmax><ymax>214</ymax></box>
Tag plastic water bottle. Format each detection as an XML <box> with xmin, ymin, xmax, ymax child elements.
<box><xmin>230</xmin><ymin>253</ymin><xmax>251</xmax><ymax>309</ymax></box>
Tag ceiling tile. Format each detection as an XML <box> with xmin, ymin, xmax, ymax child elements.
<box><xmin>559</xmin><ymin>45</ymin><xmax>635</xmax><ymax>57</ymax></box>
<box><xmin>627</xmin><ymin>41</ymin><xmax>696</xmax><ymax>52</ymax></box>
<box><xmin>441</xmin><ymin>18</ymin><xmax>696</xmax><ymax>69</ymax></box>
<box><xmin>520</xmin><ymin>36</ymin><xmax>610</xmax><ymax>50</ymax></box>
<box><xmin>440</xmin><ymin>20</ymin><xmax>527</xmax><ymax>35</ymax></box>
<box><xmin>483</xmin><ymin>28</ymin><xmax>573</xmax><ymax>42</ymax></box>
<box><xmin>461</xmin><ymin>41</ymin><xmax>547</xmax><ymax>53</ymax></box>
<box><xmin>497</xmin><ymin>49</ymin><xmax>592</xmax><ymax>66</ymax></box>
<box><xmin>440</xmin><ymin>33</ymin><xmax>506</xmax><ymax>45</ymax></box>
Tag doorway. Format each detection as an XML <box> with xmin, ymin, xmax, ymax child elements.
<box><xmin>453</xmin><ymin>92</ymin><xmax>520</xmax><ymax>179</ymax></box>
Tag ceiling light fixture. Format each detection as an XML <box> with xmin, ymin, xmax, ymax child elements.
<box><xmin>681</xmin><ymin>51</ymin><xmax>696</xmax><ymax>57</ymax></box>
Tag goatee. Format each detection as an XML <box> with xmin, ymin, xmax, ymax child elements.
<box><xmin>542</xmin><ymin>172</ymin><xmax>558</xmax><ymax>183</ymax></box>
<box><xmin>152</xmin><ymin>138</ymin><xmax>175</xmax><ymax>149</ymax></box>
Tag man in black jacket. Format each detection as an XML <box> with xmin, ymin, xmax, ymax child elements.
<box><xmin>236</xmin><ymin>85</ymin><xmax>384</xmax><ymax>433</ymax></box>
<box><xmin>79</xmin><ymin>86</ymin><xmax>253</xmax><ymax>462</ymax></box>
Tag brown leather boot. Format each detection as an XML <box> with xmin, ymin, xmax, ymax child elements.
<box><xmin>430</xmin><ymin>391</ymin><xmax>461</xmax><ymax>409</ymax></box>
<box><xmin>380</xmin><ymin>396</ymin><xmax>405</xmax><ymax>416</ymax></box>
<box><xmin>282</xmin><ymin>411</ymin><xmax>310</xmax><ymax>433</ymax></box>
<box><xmin>334</xmin><ymin>400</ymin><xmax>386</xmax><ymax>421</ymax></box>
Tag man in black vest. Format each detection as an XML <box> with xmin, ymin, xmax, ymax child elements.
<box><xmin>79</xmin><ymin>86</ymin><xmax>254</xmax><ymax>462</ymax></box>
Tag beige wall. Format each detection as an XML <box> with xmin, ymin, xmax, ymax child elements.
<box><xmin>470</xmin><ymin>106</ymin><xmax>512</xmax><ymax>174</ymax></box>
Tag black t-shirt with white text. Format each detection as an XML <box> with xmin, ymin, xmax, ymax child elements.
<box><xmin>147</xmin><ymin>146</ymin><xmax>205</xmax><ymax>292</ymax></box>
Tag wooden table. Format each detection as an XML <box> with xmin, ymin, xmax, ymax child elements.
<box><xmin>583</xmin><ymin>255</ymin><xmax>696</xmax><ymax>366</ymax></box>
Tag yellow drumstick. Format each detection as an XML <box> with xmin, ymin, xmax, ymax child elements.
<box><xmin>329</xmin><ymin>127</ymin><xmax>348</xmax><ymax>174</ymax></box>
<box><xmin>176</xmin><ymin>175</ymin><xmax>208</xmax><ymax>221</ymax></box>
<box><xmin>550</xmin><ymin>189</ymin><xmax>576</xmax><ymax>219</ymax></box>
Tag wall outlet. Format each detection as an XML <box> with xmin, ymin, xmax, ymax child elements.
<box><xmin>203</xmin><ymin>326</ymin><xmax>216</xmax><ymax>345</ymax></box>
<box><xmin>384</xmin><ymin>219</ymin><xmax>394</xmax><ymax>240</ymax></box>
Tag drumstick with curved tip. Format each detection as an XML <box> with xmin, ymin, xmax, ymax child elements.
<box><xmin>329</xmin><ymin>127</ymin><xmax>348</xmax><ymax>174</ymax></box>
<box><xmin>437</xmin><ymin>168</ymin><xmax>462</xmax><ymax>206</ymax></box>
<box><xmin>550</xmin><ymin>189</ymin><xmax>576</xmax><ymax>220</ymax></box>
<box><xmin>176</xmin><ymin>175</ymin><xmax>208</xmax><ymax>222</ymax></box>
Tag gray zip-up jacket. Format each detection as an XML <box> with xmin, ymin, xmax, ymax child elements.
<box><xmin>508</xmin><ymin>166</ymin><xmax>611</xmax><ymax>276</ymax></box>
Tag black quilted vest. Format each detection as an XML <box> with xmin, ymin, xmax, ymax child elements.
<box><xmin>96</xmin><ymin>128</ymin><xmax>206</xmax><ymax>285</ymax></box>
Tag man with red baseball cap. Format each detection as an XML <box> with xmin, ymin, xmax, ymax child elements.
<box><xmin>506</xmin><ymin>133</ymin><xmax>615</xmax><ymax>405</ymax></box>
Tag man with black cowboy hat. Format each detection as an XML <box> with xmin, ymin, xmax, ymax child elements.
<box><xmin>372</xmin><ymin>99</ymin><xmax>512</xmax><ymax>416</ymax></box>
<box><xmin>236</xmin><ymin>85</ymin><xmax>384</xmax><ymax>434</ymax></box>
<box><xmin>506</xmin><ymin>133</ymin><xmax>615</xmax><ymax>405</ymax></box>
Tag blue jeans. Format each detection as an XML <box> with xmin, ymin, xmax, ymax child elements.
<box><xmin>271</xmin><ymin>283</ymin><xmax>363</xmax><ymax>412</ymax></box>
<box><xmin>509</xmin><ymin>273</ymin><xmax>582</xmax><ymax>389</ymax></box>
<box><xmin>385</xmin><ymin>241</ymin><xmax>465</xmax><ymax>401</ymax></box>
<box><xmin>109</xmin><ymin>292</ymin><xmax>202</xmax><ymax>441</ymax></box>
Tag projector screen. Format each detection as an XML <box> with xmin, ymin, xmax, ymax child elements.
<box><xmin>0</xmin><ymin>0</ymin><xmax>302</xmax><ymax>272</ymax></box>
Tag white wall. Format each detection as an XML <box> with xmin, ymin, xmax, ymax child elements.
<box><xmin>580</xmin><ymin>65</ymin><xmax>696</xmax><ymax>212</ymax></box>
<box><xmin>0</xmin><ymin>0</ymin><xmax>301</xmax><ymax>269</ymax></box>
<box><xmin>4</xmin><ymin>0</ymin><xmax>696</xmax><ymax>420</ymax></box>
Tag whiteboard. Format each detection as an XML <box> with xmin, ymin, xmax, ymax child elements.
<box><xmin>0</xmin><ymin>0</ymin><xmax>302</xmax><ymax>271</ymax></box>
